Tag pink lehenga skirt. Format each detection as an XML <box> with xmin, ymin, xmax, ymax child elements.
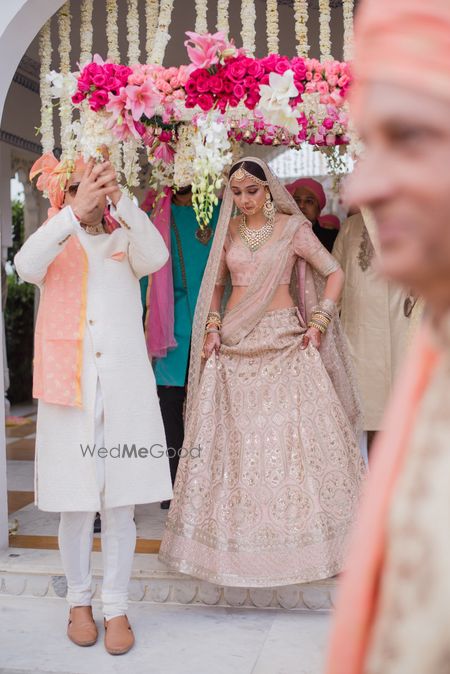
<box><xmin>159</xmin><ymin>307</ymin><xmax>366</xmax><ymax>587</ymax></box>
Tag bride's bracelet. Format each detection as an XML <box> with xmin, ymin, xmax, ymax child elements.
<box><xmin>206</xmin><ymin>311</ymin><xmax>222</xmax><ymax>331</ymax></box>
<box><xmin>206</xmin><ymin>327</ymin><xmax>221</xmax><ymax>335</ymax></box>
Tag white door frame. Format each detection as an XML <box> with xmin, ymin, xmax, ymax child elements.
<box><xmin>0</xmin><ymin>0</ymin><xmax>66</xmax><ymax>550</ymax></box>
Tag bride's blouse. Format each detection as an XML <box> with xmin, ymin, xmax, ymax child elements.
<box><xmin>216</xmin><ymin>218</ymin><xmax>340</xmax><ymax>287</ymax></box>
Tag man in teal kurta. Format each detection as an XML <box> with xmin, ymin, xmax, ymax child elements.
<box><xmin>141</xmin><ymin>187</ymin><xmax>220</xmax><ymax>507</ymax></box>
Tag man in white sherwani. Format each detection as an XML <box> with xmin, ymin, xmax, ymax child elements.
<box><xmin>15</xmin><ymin>154</ymin><xmax>173</xmax><ymax>655</ymax></box>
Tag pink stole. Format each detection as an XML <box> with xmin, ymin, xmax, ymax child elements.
<box><xmin>33</xmin><ymin>236</ymin><xmax>88</xmax><ymax>407</ymax></box>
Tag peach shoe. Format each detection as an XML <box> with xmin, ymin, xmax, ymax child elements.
<box><xmin>67</xmin><ymin>606</ymin><xmax>98</xmax><ymax>647</ymax></box>
<box><xmin>104</xmin><ymin>615</ymin><xmax>135</xmax><ymax>655</ymax></box>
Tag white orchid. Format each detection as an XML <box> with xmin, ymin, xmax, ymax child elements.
<box><xmin>46</xmin><ymin>70</ymin><xmax>78</xmax><ymax>100</ymax></box>
<box><xmin>257</xmin><ymin>69</ymin><xmax>300</xmax><ymax>134</ymax></box>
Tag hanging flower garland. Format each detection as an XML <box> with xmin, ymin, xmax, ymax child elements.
<box><xmin>106</xmin><ymin>0</ymin><xmax>120</xmax><ymax>62</ymax></box>
<box><xmin>80</xmin><ymin>0</ymin><xmax>94</xmax><ymax>66</ymax></box>
<box><xmin>195</xmin><ymin>0</ymin><xmax>208</xmax><ymax>35</ymax></box>
<box><xmin>342</xmin><ymin>0</ymin><xmax>354</xmax><ymax>62</ymax></box>
<box><xmin>58</xmin><ymin>2</ymin><xmax>74</xmax><ymax>159</ymax></box>
<box><xmin>294</xmin><ymin>0</ymin><xmax>309</xmax><ymax>58</ymax></box>
<box><xmin>319</xmin><ymin>0</ymin><xmax>332</xmax><ymax>61</ymax></box>
<box><xmin>151</xmin><ymin>0</ymin><xmax>175</xmax><ymax>65</ymax></box>
<box><xmin>127</xmin><ymin>0</ymin><xmax>140</xmax><ymax>65</ymax></box>
<box><xmin>266</xmin><ymin>0</ymin><xmax>279</xmax><ymax>55</ymax></box>
<box><xmin>174</xmin><ymin>124</ymin><xmax>196</xmax><ymax>188</ymax></box>
<box><xmin>241</xmin><ymin>0</ymin><xmax>256</xmax><ymax>57</ymax></box>
<box><xmin>145</xmin><ymin>0</ymin><xmax>159</xmax><ymax>62</ymax></box>
<box><xmin>122</xmin><ymin>137</ymin><xmax>141</xmax><ymax>188</ymax></box>
<box><xmin>216</xmin><ymin>0</ymin><xmax>229</xmax><ymax>37</ymax></box>
<box><xmin>39</xmin><ymin>20</ymin><xmax>54</xmax><ymax>154</ymax></box>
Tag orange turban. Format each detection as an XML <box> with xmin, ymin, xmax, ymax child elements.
<box><xmin>30</xmin><ymin>153</ymin><xmax>87</xmax><ymax>219</ymax></box>
<box><xmin>352</xmin><ymin>0</ymin><xmax>450</xmax><ymax>118</ymax></box>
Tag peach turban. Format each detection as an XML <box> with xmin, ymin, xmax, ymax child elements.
<box><xmin>30</xmin><ymin>152</ymin><xmax>87</xmax><ymax>220</ymax></box>
<box><xmin>285</xmin><ymin>178</ymin><xmax>326</xmax><ymax>212</ymax></box>
<box><xmin>352</xmin><ymin>0</ymin><xmax>450</xmax><ymax>117</ymax></box>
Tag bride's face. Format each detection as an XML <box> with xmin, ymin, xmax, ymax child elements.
<box><xmin>230</xmin><ymin>176</ymin><xmax>267</xmax><ymax>216</ymax></box>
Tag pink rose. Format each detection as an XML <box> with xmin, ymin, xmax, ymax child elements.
<box><xmin>223</xmin><ymin>80</ymin><xmax>234</xmax><ymax>94</ymax></box>
<box><xmin>247</xmin><ymin>60</ymin><xmax>265</xmax><ymax>79</ymax></box>
<box><xmin>228</xmin><ymin>95</ymin><xmax>240</xmax><ymax>107</ymax></box>
<box><xmin>244</xmin><ymin>75</ymin><xmax>256</xmax><ymax>89</ymax></box>
<box><xmin>233</xmin><ymin>83</ymin><xmax>245</xmax><ymax>99</ymax></box>
<box><xmin>209</xmin><ymin>75</ymin><xmax>224</xmax><ymax>93</ymax></box>
<box><xmin>274</xmin><ymin>60</ymin><xmax>290</xmax><ymax>75</ymax></box>
<box><xmin>72</xmin><ymin>91</ymin><xmax>85</xmax><ymax>105</ymax></box>
<box><xmin>244</xmin><ymin>95</ymin><xmax>258</xmax><ymax>110</ymax></box>
<box><xmin>323</xmin><ymin>117</ymin><xmax>334</xmax><ymax>130</ymax></box>
<box><xmin>89</xmin><ymin>90</ymin><xmax>109</xmax><ymax>110</ymax></box>
<box><xmin>317</xmin><ymin>81</ymin><xmax>329</xmax><ymax>95</ymax></box>
<box><xmin>197</xmin><ymin>93</ymin><xmax>214</xmax><ymax>111</ymax></box>
<box><xmin>196</xmin><ymin>75</ymin><xmax>210</xmax><ymax>93</ymax></box>
<box><xmin>227</xmin><ymin>59</ymin><xmax>247</xmax><ymax>82</ymax></box>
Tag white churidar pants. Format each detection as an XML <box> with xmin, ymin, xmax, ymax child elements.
<box><xmin>58</xmin><ymin>379</ymin><xmax>136</xmax><ymax>620</ymax></box>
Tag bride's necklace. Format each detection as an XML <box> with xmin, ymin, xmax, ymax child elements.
<box><xmin>238</xmin><ymin>212</ymin><xmax>275</xmax><ymax>252</ymax></box>
<box><xmin>83</xmin><ymin>220</ymin><xmax>106</xmax><ymax>236</ymax></box>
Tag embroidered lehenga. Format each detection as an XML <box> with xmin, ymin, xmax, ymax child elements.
<box><xmin>159</xmin><ymin>158</ymin><xmax>365</xmax><ymax>587</ymax></box>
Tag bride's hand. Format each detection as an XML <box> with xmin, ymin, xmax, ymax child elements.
<box><xmin>300</xmin><ymin>327</ymin><xmax>322</xmax><ymax>350</ymax></box>
<box><xmin>202</xmin><ymin>332</ymin><xmax>221</xmax><ymax>359</ymax></box>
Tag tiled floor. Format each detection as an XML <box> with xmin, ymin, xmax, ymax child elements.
<box><xmin>0</xmin><ymin>595</ymin><xmax>331</xmax><ymax>674</ymax></box>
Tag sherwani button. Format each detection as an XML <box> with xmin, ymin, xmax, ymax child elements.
<box><xmin>96</xmin><ymin>352</ymin><xmax>101</xmax><ymax>358</ymax></box>
<box><xmin>89</xmin><ymin>320</ymin><xmax>95</xmax><ymax>325</ymax></box>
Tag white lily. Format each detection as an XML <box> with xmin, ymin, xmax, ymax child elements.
<box><xmin>257</xmin><ymin>69</ymin><xmax>300</xmax><ymax>134</ymax></box>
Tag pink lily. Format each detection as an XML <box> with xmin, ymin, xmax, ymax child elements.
<box><xmin>184</xmin><ymin>30</ymin><xmax>228</xmax><ymax>69</ymax></box>
<box><xmin>125</xmin><ymin>80</ymin><xmax>159</xmax><ymax>121</ymax></box>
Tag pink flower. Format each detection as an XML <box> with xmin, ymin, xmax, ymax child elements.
<box><xmin>197</xmin><ymin>93</ymin><xmax>214</xmax><ymax>111</ymax></box>
<box><xmin>233</xmin><ymin>83</ymin><xmax>245</xmax><ymax>99</ymax></box>
<box><xmin>196</xmin><ymin>75</ymin><xmax>211</xmax><ymax>93</ymax></box>
<box><xmin>71</xmin><ymin>91</ymin><xmax>84</xmax><ymax>105</ymax></box>
<box><xmin>317</xmin><ymin>81</ymin><xmax>329</xmax><ymax>95</ymax></box>
<box><xmin>89</xmin><ymin>90</ymin><xmax>109</xmax><ymax>111</ymax></box>
<box><xmin>226</xmin><ymin>57</ymin><xmax>248</xmax><ymax>82</ymax></box>
<box><xmin>125</xmin><ymin>81</ymin><xmax>159</xmax><ymax>121</ymax></box>
<box><xmin>209</xmin><ymin>75</ymin><xmax>224</xmax><ymax>93</ymax></box>
<box><xmin>247</xmin><ymin>60</ymin><xmax>265</xmax><ymax>79</ymax></box>
<box><xmin>184</xmin><ymin>30</ymin><xmax>228</xmax><ymax>69</ymax></box>
<box><xmin>106</xmin><ymin>87</ymin><xmax>128</xmax><ymax>121</ymax></box>
<box><xmin>154</xmin><ymin>142</ymin><xmax>175</xmax><ymax>164</ymax></box>
<box><xmin>323</xmin><ymin>117</ymin><xmax>334</xmax><ymax>130</ymax></box>
<box><xmin>92</xmin><ymin>73</ymin><xmax>107</xmax><ymax>87</ymax></box>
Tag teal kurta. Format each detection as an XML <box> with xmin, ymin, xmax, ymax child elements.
<box><xmin>141</xmin><ymin>203</ymin><xmax>219</xmax><ymax>387</ymax></box>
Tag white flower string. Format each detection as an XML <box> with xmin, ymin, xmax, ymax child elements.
<box><xmin>39</xmin><ymin>19</ymin><xmax>54</xmax><ymax>154</ymax></box>
<box><xmin>241</xmin><ymin>0</ymin><xmax>256</xmax><ymax>56</ymax></box>
<box><xmin>294</xmin><ymin>0</ymin><xmax>309</xmax><ymax>57</ymax></box>
<box><xmin>319</xmin><ymin>0</ymin><xmax>332</xmax><ymax>61</ymax></box>
<box><xmin>151</xmin><ymin>0</ymin><xmax>175</xmax><ymax>65</ymax></box>
<box><xmin>195</xmin><ymin>0</ymin><xmax>208</xmax><ymax>35</ymax></box>
<box><xmin>174</xmin><ymin>124</ymin><xmax>196</xmax><ymax>188</ymax></box>
<box><xmin>106</xmin><ymin>0</ymin><xmax>120</xmax><ymax>62</ymax></box>
<box><xmin>266</xmin><ymin>0</ymin><xmax>279</xmax><ymax>55</ymax></box>
<box><xmin>122</xmin><ymin>138</ymin><xmax>141</xmax><ymax>189</ymax></box>
<box><xmin>127</xmin><ymin>0</ymin><xmax>141</xmax><ymax>65</ymax></box>
<box><xmin>145</xmin><ymin>0</ymin><xmax>159</xmax><ymax>63</ymax></box>
<box><xmin>58</xmin><ymin>2</ymin><xmax>73</xmax><ymax>159</ymax></box>
<box><xmin>342</xmin><ymin>0</ymin><xmax>354</xmax><ymax>61</ymax></box>
<box><xmin>79</xmin><ymin>0</ymin><xmax>94</xmax><ymax>66</ymax></box>
<box><xmin>216</xmin><ymin>0</ymin><xmax>229</xmax><ymax>37</ymax></box>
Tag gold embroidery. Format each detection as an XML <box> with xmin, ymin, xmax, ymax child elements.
<box><xmin>357</xmin><ymin>226</ymin><xmax>375</xmax><ymax>271</ymax></box>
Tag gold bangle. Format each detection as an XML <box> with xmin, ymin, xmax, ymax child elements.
<box><xmin>308</xmin><ymin>320</ymin><xmax>327</xmax><ymax>334</ymax></box>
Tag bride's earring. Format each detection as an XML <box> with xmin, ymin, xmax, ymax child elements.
<box><xmin>263</xmin><ymin>189</ymin><xmax>275</xmax><ymax>220</ymax></box>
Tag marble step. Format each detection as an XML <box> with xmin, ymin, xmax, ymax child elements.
<box><xmin>0</xmin><ymin>547</ymin><xmax>337</xmax><ymax>611</ymax></box>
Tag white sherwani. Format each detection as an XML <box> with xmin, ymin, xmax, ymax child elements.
<box><xmin>15</xmin><ymin>195</ymin><xmax>173</xmax><ymax>511</ymax></box>
<box><xmin>332</xmin><ymin>213</ymin><xmax>411</xmax><ymax>431</ymax></box>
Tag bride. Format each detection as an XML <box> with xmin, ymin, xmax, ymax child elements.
<box><xmin>159</xmin><ymin>157</ymin><xmax>365</xmax><ymax>587</ymax></box>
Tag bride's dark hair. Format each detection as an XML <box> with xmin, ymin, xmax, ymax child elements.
<box><xmin>229</xmin><ymin>160</ymin><xmax>267</xmax><ymax>183</ymax></box>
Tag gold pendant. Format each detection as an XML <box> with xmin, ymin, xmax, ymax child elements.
<box><xmin>195</xmin><ymin>226</ymin><xmax>213</xmax><ymax>245</ymax></box>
